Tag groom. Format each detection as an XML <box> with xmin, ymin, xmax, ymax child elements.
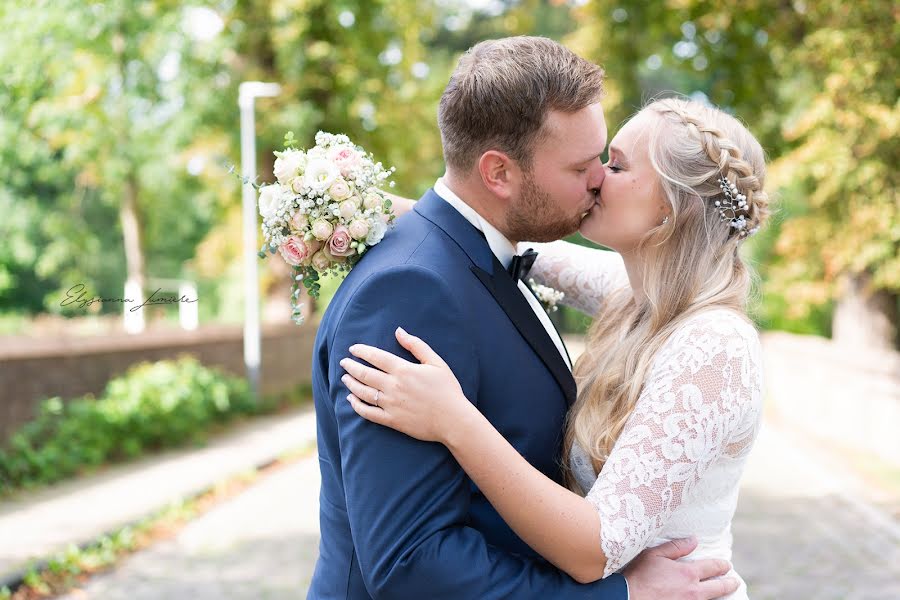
<box><xmin>309</xmin><ymin>37</ymin><xmax>735</xmax><ymax>599</ymax></box>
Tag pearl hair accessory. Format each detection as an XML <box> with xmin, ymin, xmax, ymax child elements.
<box><xmin>716</xmin><ymin>175</ymin><xmax>759</xmax><ymax>238</ymax></box>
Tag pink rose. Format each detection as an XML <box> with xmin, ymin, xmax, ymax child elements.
<box><xmin>279</xmin><ymin>236</ymin><xmax>320</xmax><ymax>267</ymax></box>
<box><xmin>311</xmin><ymin>219</ymin><xmax>334</xmax><ymax>241</ymax></box>
<box><xmin>348</xmin><ymin>219</ymin><xmax>370</xmax><ymax>241</ymax></box>
<box><xmin>327</xmin><ymin>225</ymin><xmax>355</xmax><ymax>257</ymax></box>
<box><xmin>328</xmin><ymin>145</ymin><xmax>362</xmax><ymax>177</ymax></box>
<box><xmin>290</xmin><ymin>176</ymin><xmax>305</xmax><ymax>194</ymax></box>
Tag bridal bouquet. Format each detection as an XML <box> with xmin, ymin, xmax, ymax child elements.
<box><xmin>256</xmin><ymin>131</ymin><xmax>396</xmax><ymax>324</ymax></box>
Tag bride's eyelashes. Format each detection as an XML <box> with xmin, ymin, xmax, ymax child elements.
<box><xmin>605</xmin><ymin>163</ymin><xmax>623</xmax><ymax>173</ymax></box>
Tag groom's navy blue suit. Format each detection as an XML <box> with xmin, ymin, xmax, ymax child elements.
<box><xmin>308</xmin><ymin>189</ymin><xmax>628</xmax><ymax>599</ymax></box>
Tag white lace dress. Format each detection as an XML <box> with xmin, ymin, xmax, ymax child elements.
<box><xmin>526</xmin><ymin>240</ymin><xmax>763</xmax><ymax>600</ymax></box>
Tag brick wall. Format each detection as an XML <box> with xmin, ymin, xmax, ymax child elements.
<box><xmin>0</xmin><ymin>322</ymin><xmax>317</xmax><ymax>441</ymax></box>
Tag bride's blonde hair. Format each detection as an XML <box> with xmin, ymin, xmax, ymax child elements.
<box><xmin>561</xmin><ymin>97</ymin><xmax>771</xmax><ymax>488</ymax></box>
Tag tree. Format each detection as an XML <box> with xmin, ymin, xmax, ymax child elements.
<box><xmin>193</xmin><ymin>0</ymin><xmax>481</xmax><ymax>319</ymax></box>
<box><xmin>0</xmin><ymin>0</ymin><xmax>231</xmax><ymax>317</ymax></box>
<box><xmin>570</xmin><ymin>0</ymin><xmax>899</xmax><ymax>347</ymax></box>
<box><xmin>763</xmin><ymin>1</ymin><xmax>899</xmax><ymax>349</ymax></box>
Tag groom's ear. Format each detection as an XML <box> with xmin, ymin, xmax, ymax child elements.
<box><xmin>478</xmin><ymin>150</ymin><xmax>520</xmax><ymax>202</ymax></box>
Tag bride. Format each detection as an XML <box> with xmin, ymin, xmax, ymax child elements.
<box><xmin>340</xmin><ymin>97</ymin><xmax>770</xmax><ymax>599</ymax></box>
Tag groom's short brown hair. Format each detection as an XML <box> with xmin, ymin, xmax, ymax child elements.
<box><xmin>438</xmin><ymin>36</ymin><xmax>605</xmax><ymax>172</ymax></box>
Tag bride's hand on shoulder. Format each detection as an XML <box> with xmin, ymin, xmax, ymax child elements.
<box><xmin>381</xmin><ymin>191</ymin><xmax>415</xmax><ymax>219</ymax></box>
<box><xmin>340</xmin><ymin>327</ymin><xmax>472</xmax><ymax>443</ymax></box>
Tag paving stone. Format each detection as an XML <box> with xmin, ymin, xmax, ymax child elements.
<box><xmin>61</xmin><ymin>417</ymin><xmax>900</xmax><ymax>599</ymax></box>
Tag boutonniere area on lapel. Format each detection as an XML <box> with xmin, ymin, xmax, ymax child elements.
<box><xmin>527</xmin><ymin>279</ymin><xmax>564</xmax><ymax>314</ymax></box>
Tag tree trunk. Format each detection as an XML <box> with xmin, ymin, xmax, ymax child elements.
<box><xmin>832</xmin><ymin>272</ymin><xmax>899</xmax><ymax>351</ymax></box>
<box><xmin>120</xmin><ymin>173</ymin><xmax>146</xmax><ymax>292</ymax></box>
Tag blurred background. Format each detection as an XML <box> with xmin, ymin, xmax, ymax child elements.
<box><xmin>0</xmin><ymin>1</ymin><xmax>897</xmax><ymax>598</ymax></box>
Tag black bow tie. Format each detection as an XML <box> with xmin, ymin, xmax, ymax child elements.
<box><xmin>508</xmin><ymin>248</ymin><xmax>538</xmax><ymax>282</ymax></box>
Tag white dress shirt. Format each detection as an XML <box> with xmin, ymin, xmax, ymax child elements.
<box><xmin>433</xmin><ymin>178</ymin><xmax>572</xmax><ymax>370</ymax></box>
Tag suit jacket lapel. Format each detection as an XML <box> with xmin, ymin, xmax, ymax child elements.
<box><xmin>472</xmin><ymin>259</ymin><xmax>578</xmax><ymax>407</ymax></box>
<box><xmin>416</xmin><ymin>188</ymin><xmax>577</xmax><ymax>406</ymax></box>
<box><xmin>522</xmin><ymin>281</ymin><xmax>574</xmax><ymax>369</ymax></box>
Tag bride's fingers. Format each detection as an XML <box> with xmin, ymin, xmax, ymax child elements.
<box><xmin>396</xmin><ymin>327</ymin><xmax>448</xmax><ymax>368</ymax></box>
<box><xmin>341</xmin><ymin>374</ymin><xmax>381</xmax><ymax>406</ymax></box>
<box><xmin>349</xmin><ymin>343</ymin><xmax>411</xmax><ymax>373</ymax></box>
<box><xmin>697</xmin><ymin>576</ymin><xmax>739</xmax><ymax>598</ymax></box>
<box><xmin>340</xmin><ymin>357</ymin><xmax>390</xmax><ymax>391</ymax></box>
<box><xmin>347</xmin><ymin>393</ymin><xmax>388</xmax><ymax>425</ymax></box>
<box><xmin>693</xmin><ymin>558</ymin><xmax>731</xmax><ymax>582</ymax></box>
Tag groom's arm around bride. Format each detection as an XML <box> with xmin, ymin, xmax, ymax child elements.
<box><xmin>310</xmin><ymin>256</ymin><xmax>627</xmax><ymax>599</ymax></box>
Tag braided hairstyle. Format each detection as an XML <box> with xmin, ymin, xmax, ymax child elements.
<box><xmin>562</xmin><ymin>98</ymin><xmax>773</xmax><ymax>485</ymax></box>
<box><xmin>646</xmin><ymin>97</ymin><xmax>770</xmax><ymax>242</ymax></box>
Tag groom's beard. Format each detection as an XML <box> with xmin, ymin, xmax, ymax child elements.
<box><xmin>506</xmin><ymin>171</ymin><xmax>585</xmax><ymax>243</ymax></box>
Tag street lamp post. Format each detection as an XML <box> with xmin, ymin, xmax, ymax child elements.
<box><xmin>239</xmin><ymin>81</ymin><xmax>281</xmax><ymax>401</ymax></box>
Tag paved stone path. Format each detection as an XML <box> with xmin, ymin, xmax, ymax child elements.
<box><xmin>0</xmin><ymin>408</ymin><xmax>317</xmax><ymax>583</ymax></box>
<box><xmin>732</xmin><ymin>423</ymin><xmax>900</xmax><ymax>599</ymax></box>
<box><xmin>59</xmin><ymin>457</ymin><xmax>322</xmax><ymax>600</ymax></box>
<box><xmin>58</xmin><ymin>417</ymin><xmax>899</xmax><ymax>599</ymax></box>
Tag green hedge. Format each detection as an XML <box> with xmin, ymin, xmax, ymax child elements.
<box><xmin>0</xmin><ymin>356</ymin><xmax>294</xmax><ymax>492</ymax></box>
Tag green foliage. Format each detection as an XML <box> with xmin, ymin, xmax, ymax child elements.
<box><xmin>572</xmin><ymin>0</ymin><xmax>898</xmax><ymax>337</ymax></box>
<box><xmin>0</xmin><ymin>356</ymin><xmax>258</xmax><ymax>491</ymax></box>
<box><xmin>0</xmin><ymin>0</ymin><xmax>231</xmax><ymax>314</ymax></box>
<box><xmin>0</xmin><ymin>0</ymin><xmax>580</xmax><ymax>324</ymax></box>
<box><xmin>2</xmin><ymin>0</ymin><xmax>893</xmax><ymax>338</ymax></box>
<box><xmin>761</xmin><ymin>1</ymin><xmax>899</xmax><ymax>316</ymax></box>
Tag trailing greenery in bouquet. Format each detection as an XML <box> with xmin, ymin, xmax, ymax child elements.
<box><xmin>255</xmin><ymin>131</ymin><xmax>396</xmax><ymax>324</ymax></box>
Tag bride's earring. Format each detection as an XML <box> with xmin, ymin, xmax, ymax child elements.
<box><xmin>661</xmin><ymin>216</ymin><xmax>670</xmax><ymax>225</ymax></box>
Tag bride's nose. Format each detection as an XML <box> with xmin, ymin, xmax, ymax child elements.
<box><xmin>588</xmin><ymin>163</ymin><xmax>605</xmax><ymax>194</ymax></box>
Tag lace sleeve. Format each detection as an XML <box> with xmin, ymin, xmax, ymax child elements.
<box><xmin>584</xmin><ymin>311</ymin><xmax>764</xmax><ymax>576</ymax></box>
<box><xmin>522</xmin><ymin>240</ymin><xmax>629</xmax><ymax>316</ymax></box>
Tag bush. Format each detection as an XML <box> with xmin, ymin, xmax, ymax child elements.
<box><xmin>0</xmin><ymin>356</ymin><xmax>258</xmax><ymax>491</ymax></box>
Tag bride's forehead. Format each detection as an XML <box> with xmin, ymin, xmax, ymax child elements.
<box><xmin>610</xmin><ymin>115</ymin><xmax>654</xmax><ymax>157</ymax></box>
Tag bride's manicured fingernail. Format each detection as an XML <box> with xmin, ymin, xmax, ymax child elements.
<box><xmin>396</xmin><ymin>326</ymin><xmax>407</xmax><ymax>336</ymax></box>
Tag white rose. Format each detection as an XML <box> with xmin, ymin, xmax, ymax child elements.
<box><xmin>290</xmin><ymin>176</ymin><xmax>305</xmax><ymax>194</ymax></box>
<box><xmin>273</xmin><ymin>150</ymin><xmax>306</xmax><ymax>185</ymax></box>
<box><xmin>348</xmin><ymin>219</ymin><xmax>370</xmax><ymax>240</ymax></box>
<box><xmin>328</xmin><ymin>178</ymin><xmax>352</xmax><ymax>201</ymax></box>
<box><xmin>311</xmin><ymin>218</ymin><xmax>334</xmax><ymax>241</ymax></box>
<box><xmin>291</xmin><ymin>211</ymin><xmax>308</xmax><ymax>231</ymax></box>
<box><xmin>258</xmin><ymin>184</ymin><xmax>283</xmax><ymax>220</ymax></box>
<box><xmin>305</xmin><ymin>158</ymin><xmax>340</xmax><ymax>193</ymax></box>
<box><xmin>363</xmin><ymin>192</ymin><xmax>383</xmax><ymax>211</ymax></box>
<box><xmin>365</xmin><ymin>218</ymin><xmax>387</xmax><ymax>246</ymax></box>
<box><xmin>339</xmin><ymin>199</ymin><xmax>359</xmax><ymax>221</ymax></box>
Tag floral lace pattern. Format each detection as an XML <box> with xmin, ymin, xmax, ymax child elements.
<box><xmin>529</xmin><ymin>241</ymin><xmax>763</xmax><ymax>591</ymax></box>
<box><xmin>524</xmin><ymin>241</ymin><xmax>629</xmax><ymax>316</ymax></box>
